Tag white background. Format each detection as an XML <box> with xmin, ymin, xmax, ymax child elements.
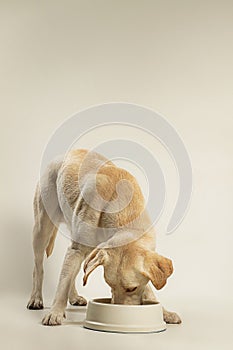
<box><xmin>0</xmin><ymin>1</ymin><xmax>233</xmax><ymax>349</ymax></box>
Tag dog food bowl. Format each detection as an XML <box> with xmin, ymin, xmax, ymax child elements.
<box><xmin>83</xmin><ymin>298</ymin><xmax>166</xmax><ymax>333</ymax></box>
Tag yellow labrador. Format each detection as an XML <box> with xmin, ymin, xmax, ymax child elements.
<box><xmin>27</xmin><ymin>149</ymin><xmax>181</xmax><ymax>326</ymax></box>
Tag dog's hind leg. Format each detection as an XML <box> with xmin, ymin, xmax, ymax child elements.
<box><xmin>68</xmin><ymin>278</ymin><xmax>87</xmax><ymax>306</ymax></box>
<box><xmin>27</xmin><ymin>185</ymin><xmax>59</xmax><ymax>309</ymax></box>
<box><xmin>68</xmin><ymin>243</ymin><xmax>90</xmax><ymax>306</ymax></box>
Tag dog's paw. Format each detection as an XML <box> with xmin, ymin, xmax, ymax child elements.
<box><xmin>163</xmin><ymin>310</ymin><xmax>182</xmax><ymax>324</ymax></box>
<box><xmin>27</xmin><ymin>297</ymin><xmax>44</xmax><ymax>310</ymax></box>
<box><xmin>69</xmin><ymin>295</ymin><xmax>87</xmax><ymax>306</ymax></box>
<box><xmin>42</xmin><ymin>310</ymin><xmax>65</xmax><ymax>326</ymax></box>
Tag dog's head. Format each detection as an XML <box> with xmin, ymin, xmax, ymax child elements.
<box><xmin>83</xmin><ymin>246</ymin><xmax>173</xmax><ymax>304</ymax></box>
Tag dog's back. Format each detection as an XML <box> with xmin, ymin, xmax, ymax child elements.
<box><xmin>57</xmin><ymin>149</ymin><xmax>145</xmax><ymax>228</ymax></box>
<box><xmin>37</xmin><ymin>149</ymin><xmax>147</xmax><ymax>250</ymax></box>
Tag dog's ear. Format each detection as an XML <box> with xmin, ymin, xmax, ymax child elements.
<box><xmin>83</xmin><ymin>248</ymin><xmax>109</xmax><ymax>286</ymax></box>
<box><xmin>142</xmin><ymin>251</ymin><xmax>173</xmax><ymax>290</ymax></box>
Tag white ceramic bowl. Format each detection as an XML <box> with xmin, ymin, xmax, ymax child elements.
<box><xmin>83</xmin><ymin>298</ymin><xmax>166</xmax><ymax>333</ymax></box>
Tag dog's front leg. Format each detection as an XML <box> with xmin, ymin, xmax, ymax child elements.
<box><xmin>42</xmin><ymin>245</ymin><xmax>87</xmax><ymax>326</ymax></box>
<box><xmin>162</xmin><ymin>307</ymin><xmax>182</xmax><ymax>324</ymax></box>
<box><xmin>142</xmin><ymin>284</ymin><xmax>159</xmax><ymax>303</ymax></box>
<box><xmin>143</xmin><ymin>285</ymin><xmax>182</xmax><ymax>324</ymax></box>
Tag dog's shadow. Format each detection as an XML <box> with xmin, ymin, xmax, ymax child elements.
<box><xmin>65</xmin><ymin>307</ymin><xmax>88</xmax><ymax>327</ymax></box>
<box><xmin>39</xmin><ymin>306</ymin><xmax>87</xmax><ymax>326</ymax></box>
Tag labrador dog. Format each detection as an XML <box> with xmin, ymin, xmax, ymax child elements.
<box><xmin>27</xmin><ymin>149</ymin><xmax>181</xmax><ymax>326</ymax></box>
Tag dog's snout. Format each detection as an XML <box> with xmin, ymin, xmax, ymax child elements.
<box><xmin>111</xmin><ymin>292</ymin><xmax>142</xmax><ymax>305</ymax></box>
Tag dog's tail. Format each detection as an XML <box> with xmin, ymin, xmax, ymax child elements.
<box><xmin>36</xmin><ymin>156</ymin><xmax>64</xmax><ymax>259</ymax></box>
<box><xmin>46</xmin><ymin>226</ymin><xmax>58</xmax><ymax>258</ymax></box>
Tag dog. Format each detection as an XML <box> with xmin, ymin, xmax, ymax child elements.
<box><xmin>27</xmin><ymin>149</ymin><xmax>181</xmax><ymax>326</ymax></box>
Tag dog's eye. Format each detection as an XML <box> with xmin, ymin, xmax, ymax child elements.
<box><xmin>125</xmin><ymin>286</ymin><xmax>137</xmax><ymax>293</ymax></box>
